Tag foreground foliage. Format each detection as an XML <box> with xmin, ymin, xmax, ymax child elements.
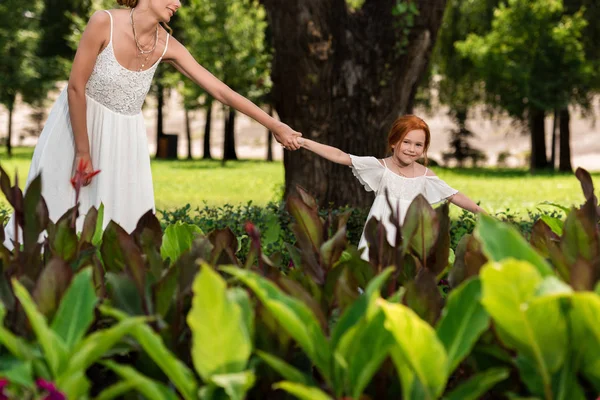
<box><xmin>0</xmin><ymin>163</ymin><xmax>598</xmax><ymax>399</ymax></box>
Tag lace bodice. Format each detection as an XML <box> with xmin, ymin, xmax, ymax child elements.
<box><xmin>85</xmin><ymin>10</ymin><xmax>169</xmax><ymax>116</ymax></box>
<box><xmin>349</xmin><ymin>155</ymin><xmax>458</xmax><ymax>203</ymax></box>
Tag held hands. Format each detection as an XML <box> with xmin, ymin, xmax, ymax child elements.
<box><xmin>272</xmin><ymin>122</ymin><xmax>303</xmax><ymax>150</ymax></box>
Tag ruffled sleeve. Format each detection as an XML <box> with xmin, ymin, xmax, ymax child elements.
<box><xmin>423</xmin><ymin>176</ymin><xmax>459</xmax><ymax>204</ymax></box>
<box><xmin>349</xmin><ymin>155</ymin><xmax>385</xmax><ymax>192</ymax></box>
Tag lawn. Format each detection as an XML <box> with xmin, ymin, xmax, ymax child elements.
<box><xmin>1</xmin><ymin>147</ymin><xmax>598</xmax><ymax>217</ymax></box>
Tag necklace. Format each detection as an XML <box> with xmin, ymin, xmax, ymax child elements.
<box><xmin>130</xmin><ymin>7</ymin><xmax>159</xmax><ymax>70</ymax></box>
<box><xmin>391</xmin><ymin>157</ymin><xmax>415</xmax><ymax>178</ymax></box>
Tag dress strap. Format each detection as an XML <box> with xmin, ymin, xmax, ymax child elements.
<box><xmin>160</xmin><ymin>33</ymin><xmax>170</xmax><ymax>58</ymax></box>
<box><xmin>103</xmin><ymin>10</ymin><xmax>114</xmax><ymax>44</ymax></box>
<box><xmin>381</xmin><ymin>158</ymin><xmax>388</xmax><ymax>168</ymax></box>
<box><xmin>423</xmin><ymin>167</ymin><xmax>428</xmax><ymax>176</ymax></box>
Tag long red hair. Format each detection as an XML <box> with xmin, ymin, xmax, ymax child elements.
<box><xmin>387</xmin><ymin>115</ymin><xmax>431</xmax><ymax>165</ymax></box>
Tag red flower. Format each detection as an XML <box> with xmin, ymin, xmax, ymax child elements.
<box><xmin>0</xmin><ymin>378</ymin><xmax>8</xmax><ymax>400</ymax></box>
<box><xmin>70</xmin><ymin>158</ymin><xmax>101</xmax><ymax>191</ymax></box>
<box><xmin>36</xmin><ymin>379</ymin><xmax>66</xmax><ymax>400</ymax></box>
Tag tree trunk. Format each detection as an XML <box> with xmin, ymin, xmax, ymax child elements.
<box><xmin>155</xmin><ymin>80</ymin><xmax>165</xmax><ymax>158</ymax></box>
<box><xmin>550</xmin><ymin>109</ymin><xmax>558</xmax><ymax>170</ymax></box>
<box><xmin>261</xmin><ymin>0</ymin><xmax>448</xmax><ymax>207</ymax></box>
<box><xmin>559</xmin><ymin>108</ymin><xmax>572</xmax><ymax>172</ymax></box>
<box><xmin>7</xmin><ymin>105</ymin><xmax>13</xmax><ymax>157</ymax></box>
<box><xmin>529</xmin><ymin>108</ymin><xmax>549</xmax><ymax>171</ymax></box>
<box><xmin>266</xmin><ymin>104</ymin><xmax>274</xmax><ymax>162</ymax></box>
<box><xmin>203</xmin><ymin>102</ymin><xmax>213</xmax><ymax>160</ymax></box>
<box><xmin>185</xmin><ymin>108</ymin><xmax>193</xmax><ymax>160</ymax></box>
<box><xmin>223</xmin><ymin>108</ymin><xmax>238</xmax><ymax>161</ymax></box>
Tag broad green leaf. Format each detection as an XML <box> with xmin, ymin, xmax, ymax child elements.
<box><xmin>0</xmin><ymin>358</ymin><xmax>34</xmax><ymax>388</ymax></box>
<box><xmin>92</xmin><ymin>203</ymin><xmax>105</xmax><ymax>247</ymax></box>
<box><xmin>273</xmin><ymin>381</ymin><xmax>333</xmax><ymax>400</ymax></box>
<box><xmin>60</xmin><ymin>316</ymin><xmax>147</xmax><ymax>377</ymax></box>
<box><xmin>187</xmin><ymin>265</ymin><xmax>252</xmax><ymax>380</ymax></box>
<box><xmin>105</xmin><ymin>273</ymin><xmax>143</xmax><ymax>316</ymax></box>
<box><xmin>32</xmin><ymin>258</ymin><xmax>72</xmax><ymax>319</ymax></box>
<box><xmin>101</xmin><ymin>306</ymin><xmax>198</xmax><ymax>400</ymax></box>
<box><xmin>160</xmin><ymin>222</ymin><xmax>203</xmax><ymax>264</ymax></box>
<box><xmin>571</xmin><ymin>293</ymin><xmax>600</xmax><ymax>391</ymax></box>
<box><xmin>286</xmin><ymin>196</ymin><xmax>324</xmax><ymax>251</ymax></box>
<box><xmin>480</xmin><ymin>260</ymin><xmax>569</xmax><ymax>392</ymax></box>
<box><xmin>475</xmin><ymin>214</ymin><xmax>553</xmax><ymax>277</ymax></box>
<box><xmin>12</xmin><ymin>279</ymin><xmax>68</xmax><ymax>377</ymax></box>
<box><xmin>436</xmin><ymin>278</ymin><xmax>490</xmax><ymax>373</ymax></box>
<box><xmin>256</xmin><ymin>350</ymin><xmax>312</xmax><ymax>385</ymax></box>
<box><xmin>101</xmin><ymin>360</ymin><xmax>179</xmax><ymax>400</ymax></box>
<box><xmin>0</xmin><ymin>303</ymin><xmax>35</xmax><ymax>360</ymax></box>
<box><xmin>211</xmin><ymin>370</ymin><xmax>256</xmax><ymax>400</ymax></box>
<box><xmin>402</xmin><ymin>195</ymin><xmax>439</xmax><ymax>261</ymax></box>
<box><xmin>443</xmin><ymin>367</ymin><xmax>509</xmax><ymax>400</ymax></box>
<box><xmin>262</xmin><ymin>212</ymin><xmax>281</xmax><ymax>247</ymax></box>
<box><xmin>227</xmin><ymin>287</ymin><xmax>255</xmax><ymax>340</ymax></box>
<box><xmin>57</xmin><ymin>370</ymin><xmax>90</xmax><ymax>400</ymax></box>
<box><xmin>95</xmin><ymin>381</ymin><xmax>136</xmax><ymax>400</ymax></box>
<box><xmin>51</xmin><ymin>267</ymin><xmax>98</xmax><ymax>349</ymax></box>
<box><xmin>222</xmin><ymin>267</ymin><xmax>331</xmax><ymax>380</ymax></box>
<box><xmin>380</xmin><ymin>300</ymin><xmax>448</xmax><ymax>400</ymax></box>
<box><xmin>540</xmin><ymin>215</ymin><xmax>563</xmax><ymax>236</ymax></box>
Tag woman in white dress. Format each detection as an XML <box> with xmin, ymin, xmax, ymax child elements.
<box><xmin>299</xmin><ymin>115</ymin><xmax>484</xmax><ymax>260</ymax></box>
<box><xmin>3</xmin><ymin>0</ymin><xmax>301</xmax><ymax>250</ymax></box>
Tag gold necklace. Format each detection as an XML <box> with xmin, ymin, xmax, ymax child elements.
<box><xmin>130</xmin><ymin>7</ymin><xmax>159</xmax><ymax>71</ymax></box>
<box><xmin>391</xmin><ymin>157</ymin><xmax>415</xmax><ymax>178</ymax></box>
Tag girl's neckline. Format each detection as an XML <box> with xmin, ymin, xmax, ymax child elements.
<box><xmin>381</xmin><ymin>158</ymin><xmax>428</xmax><ymax>179</ymax></box>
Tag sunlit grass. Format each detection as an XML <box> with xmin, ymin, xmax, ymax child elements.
<box><xmin>1</xmin><ymin>147</ymin><xmax>598</xmax><ymax>217</ymax></box>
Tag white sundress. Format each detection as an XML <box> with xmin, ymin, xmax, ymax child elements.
<box><xmin>349</xmin><ymin>155</ymin><xmax>458</xmax><ymax>260</ymax></box>
<box><xmin>3</xmin><ymin>10</ymin><xmax>169</xmax><ymax>250</ymax></box>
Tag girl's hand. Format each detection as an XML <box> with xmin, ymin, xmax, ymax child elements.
<box><xmin>273</xmin><ymin>123</ymin><xmax>302</xmax><ymax>150</ymax></box>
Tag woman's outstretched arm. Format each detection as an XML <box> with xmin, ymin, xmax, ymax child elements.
<box><xmin>165</xmin><ymin>38</ymin><xmax>301</xmax><ymax>150</ymax></box>
<box><xmin>300</xmin><ymin>138</ymin><xmax>352</xmax><ymax>166</ymax></box>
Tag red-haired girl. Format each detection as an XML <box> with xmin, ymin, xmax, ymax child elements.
<box><xmin>300</xmin><ymin>115</ymin><xmax>484</xmax><ymax>258</ymax></box>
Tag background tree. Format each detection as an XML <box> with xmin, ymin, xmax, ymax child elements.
<box><xmin>261</xmin><ymin>0</ymin><xmax>448</xmax><ymax>207</ymax></box>
<box><xmin>456</xmin><ymin>0</ymin><xmax>593</xmax><ymax>171</ymax></box>
<box><xmin>179</xmin><ymin>0</ymin><xmax>272</xmax><ymax>162</ymax></box>
<box><xmin>0</xmin><ymin>0</ymin><xmax>45</xmax><ymax>156</ymax></box>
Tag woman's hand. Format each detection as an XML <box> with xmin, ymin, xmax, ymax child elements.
<box><xmin>272</xmin><ymin>122</ymin><xmax>303</xmax><ymax>150</ymax></box>
<box><xmin>73</xmin><ymin>152</ymin><xmax>96</xmax><ymax>186</ymax></box>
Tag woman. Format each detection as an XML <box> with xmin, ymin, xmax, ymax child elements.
<box><xmin>3</xmin><ymin>0</ymin><xmax>302</xmax><ymax>250</ymax></box>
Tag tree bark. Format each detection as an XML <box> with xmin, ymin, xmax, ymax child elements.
<box><xmin>266</xmin><ymin>104</ymin><xmax>274</xmax><ymax>162</ymax></box>
<box><xmin>529</xmin><ymin>108</ymin><xmax>549</xmax><ymax>171</ymax></box>
<box><xmin>203</xmin><ymin>103</ymin><xmax>213</xmax><ymax>160</ymax></box>
<box><xmin>223</xmin><ymin>108</ymin><xmax>238</xmax><ymax>161</ymax></box>
<box><xmin>550</xmin><ymin>109</ymin><xmax>558</xmax><ymax>170</ymax></box>
<box><xmin>185</xmin><ymin>109</ymin><xmax>193</xmax><ymax>160</ymax></box>
<box><xmin>261</xmin><ymin>0</ymin><xmax>448</xmax><ymax>207</ymax></box>
<box><xmin>559</xmin><ymin>108</ymin><xmax>572</xmax><ymax>172</ymax></box>
<box><xmin>7</xmin><ymin>105</ymin><xmax>13</xmax><ymax>157</ymax></box>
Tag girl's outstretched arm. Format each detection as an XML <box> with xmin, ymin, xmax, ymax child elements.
<box><xmin>164</xmin><ymin>38</ymin><xmax>301</xmax><ymax>150</ymax></box>
<box><xmin>449</xmin><ymin>192</ymin><xmax>485</xmax><ymax>214</ymax></box>
<box><xmin>300</xmin><ymin>138</ymin><xmax>352</xmax><ymax>166</ymax></box>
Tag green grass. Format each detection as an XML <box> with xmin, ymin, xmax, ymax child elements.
<box><xmin>1</xmin><ymin>147</ymin><xmax>598</xmax><ymax>216</ymax></box>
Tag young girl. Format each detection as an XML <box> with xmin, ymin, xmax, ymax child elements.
<box><xmin>3</xmin><ymin>0</ymin><xmax>302</xmax><ymax>250</ymax></box>
<box><xmin>299</xmin><ymin>115</ymin><xmax>484</xmax><ymax>259</ymax></box>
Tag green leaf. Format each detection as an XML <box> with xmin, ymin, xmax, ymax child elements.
<box><xmin>0</xmin><ymin>303</ymin><xmax>35</xmax><ymax>360</ymax></box>
<box><xmin>160</xmin><ymin>222</ymin><xmax>203</xmax><ymax>264</ymax></box>
<box><xmin>187</xmin><ymin>265</ymin><xmax>252</xmax><ymax>381</ymax></box>
<box><xmin>94</xmin><ymin>381</ymin><xmax>136</xmax><ymax>400</ymax></box>
<box><xmin>211</xmin><ymin>370</ymin><xmax>256</xmax><ymax>400</ymax></box>
<box><xmin>51</xmin><ymin>267</ymin><xmax>98</xmax><ymax>349</ymax></box>
<box><xmin>0</xmin><ymin>358</ymin><xmax>34</xmax><ymax>388</ymax></box>
<box><xmin>570</xmin><ymin>293</ymin><xmax>600</xmax><ymax>391</ymax></box>
<box><xmin>540</xmin><ymin>215</ymin><xmax>563</xmax><ymax>236</ymax></box>
<box><xmin>380</xmin><ymin>300</ymin><xmax>448</xmax><ymax>400</ymax></box>
<box><xmin>101</xmin><ymin>306</ymin><xmax>198</xmax><ymax>400</ymax></box>
<box><xmin>57</xmin><ymin>370</ymin><xmax>90</xmax><ymax>400</ymax></box>
<box><xmin>101</xmin><ymin>360</ymin><xmax>179</xmax><ymax>400</ymax></box>
<box><xmin>443</xmin><ymin>367</ymin><xmax>509</xmax><ymax>400</ymax></box>
<box><xmin>402</xmin><ymin>195</ymin><xmax>439</xmax><ymax>262</ymax></box>
<box><xmin>475</xmin><ymin>214</ymin><xmax>553</xmax><ymax>277</ymax></box>
<box><xmin>256</xmin><ymin>350</ymin><xmax>312</xmax><ymax>385</ymax></box>
<box><xmin>12</xmin><ymin>278</ymin><xmax>68</xmax><ymax>377</ymax></box>
<box><xmin>273</xmin><ymin>381</ymin><xmax>333</xmax><ymax>400</ymax></box>
<box><xmin>286</xmin><ymin>195</ymin><xmax>324</xmax><ymax>251</ymax></box>
<box><xmin>480</xmin><ymin>260</ymin><xmax>569</xmax><ymax>395</ymax></box>
<box><xmin>222</xmin><ymin>266</ymin><xmax>331</xmax><ymax>381</ymax></box>
<box><xmin>92</xmin><ymin>203</ymin><xmax>105</xmax><ymax>247</ymax></box>
<box><xmin>32</xmin><ymin>258</ymin><xmax>73</xmax><ymax>319</ymax></box>
<box><xmin>436</xmin><ymin>278</ymin><xmax>490</xmax><ymax>374</ymax></box>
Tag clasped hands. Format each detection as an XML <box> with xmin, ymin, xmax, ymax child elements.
<box><xmin>272</xmin><ymin>122</ymin><xmax>305</xmax><ymax>151</ymax></box>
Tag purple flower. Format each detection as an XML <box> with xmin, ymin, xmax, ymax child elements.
<box><xmin>0</xmin><ymin>378</ymin><xmax>8</xmax><ymax>400</ymax></box>
<box><xmin>36</xmin><ymin>379</ymin><xmax>66</xmax><ymax>400</ymax></box>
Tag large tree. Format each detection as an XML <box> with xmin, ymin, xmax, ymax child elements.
<box><xmin>261</xmin><ymin>0</ymin><xmax>448</xmax><ymax>207</ymax></box>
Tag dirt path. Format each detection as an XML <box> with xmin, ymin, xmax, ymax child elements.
<box><xmin>2</xmin><ymin>84</ymin><xmax>599</xmax><ymax>171</ymax></box>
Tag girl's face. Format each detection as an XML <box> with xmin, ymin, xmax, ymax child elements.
<box><xmin>149</xmin><ymin>0</ymin><xmax>181</xmax><ymax>22</ymax></box>
<box><xmin>392</xmin><ymin>129</ymin><xmax>426</xmax><ymax>165</ymax></box>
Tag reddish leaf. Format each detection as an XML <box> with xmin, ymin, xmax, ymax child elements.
<box><xmin>32</xmin><ymin>258</ymin><xmax>73</xmax><ymax>319</ymax></box>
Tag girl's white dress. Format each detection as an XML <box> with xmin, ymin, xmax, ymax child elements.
<box><xmin>349</xmin><ymin>155</ymin><xmax>458</xmax><ymax>259</ymax></box>
<box><xmin>3</xmin><ymin>10</ymin><xmax>169</xmax><ymax>250</ymax></box>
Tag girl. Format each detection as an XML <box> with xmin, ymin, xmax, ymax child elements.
<box><xmin>3</xmin><ymin>0</ymin><xmax>302</xmax><ymax>250</ymax></box>
<box><xmin>299</xmin><ymin>114</ymin><xmax>484</xmax><ymax>259</ymax></box>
